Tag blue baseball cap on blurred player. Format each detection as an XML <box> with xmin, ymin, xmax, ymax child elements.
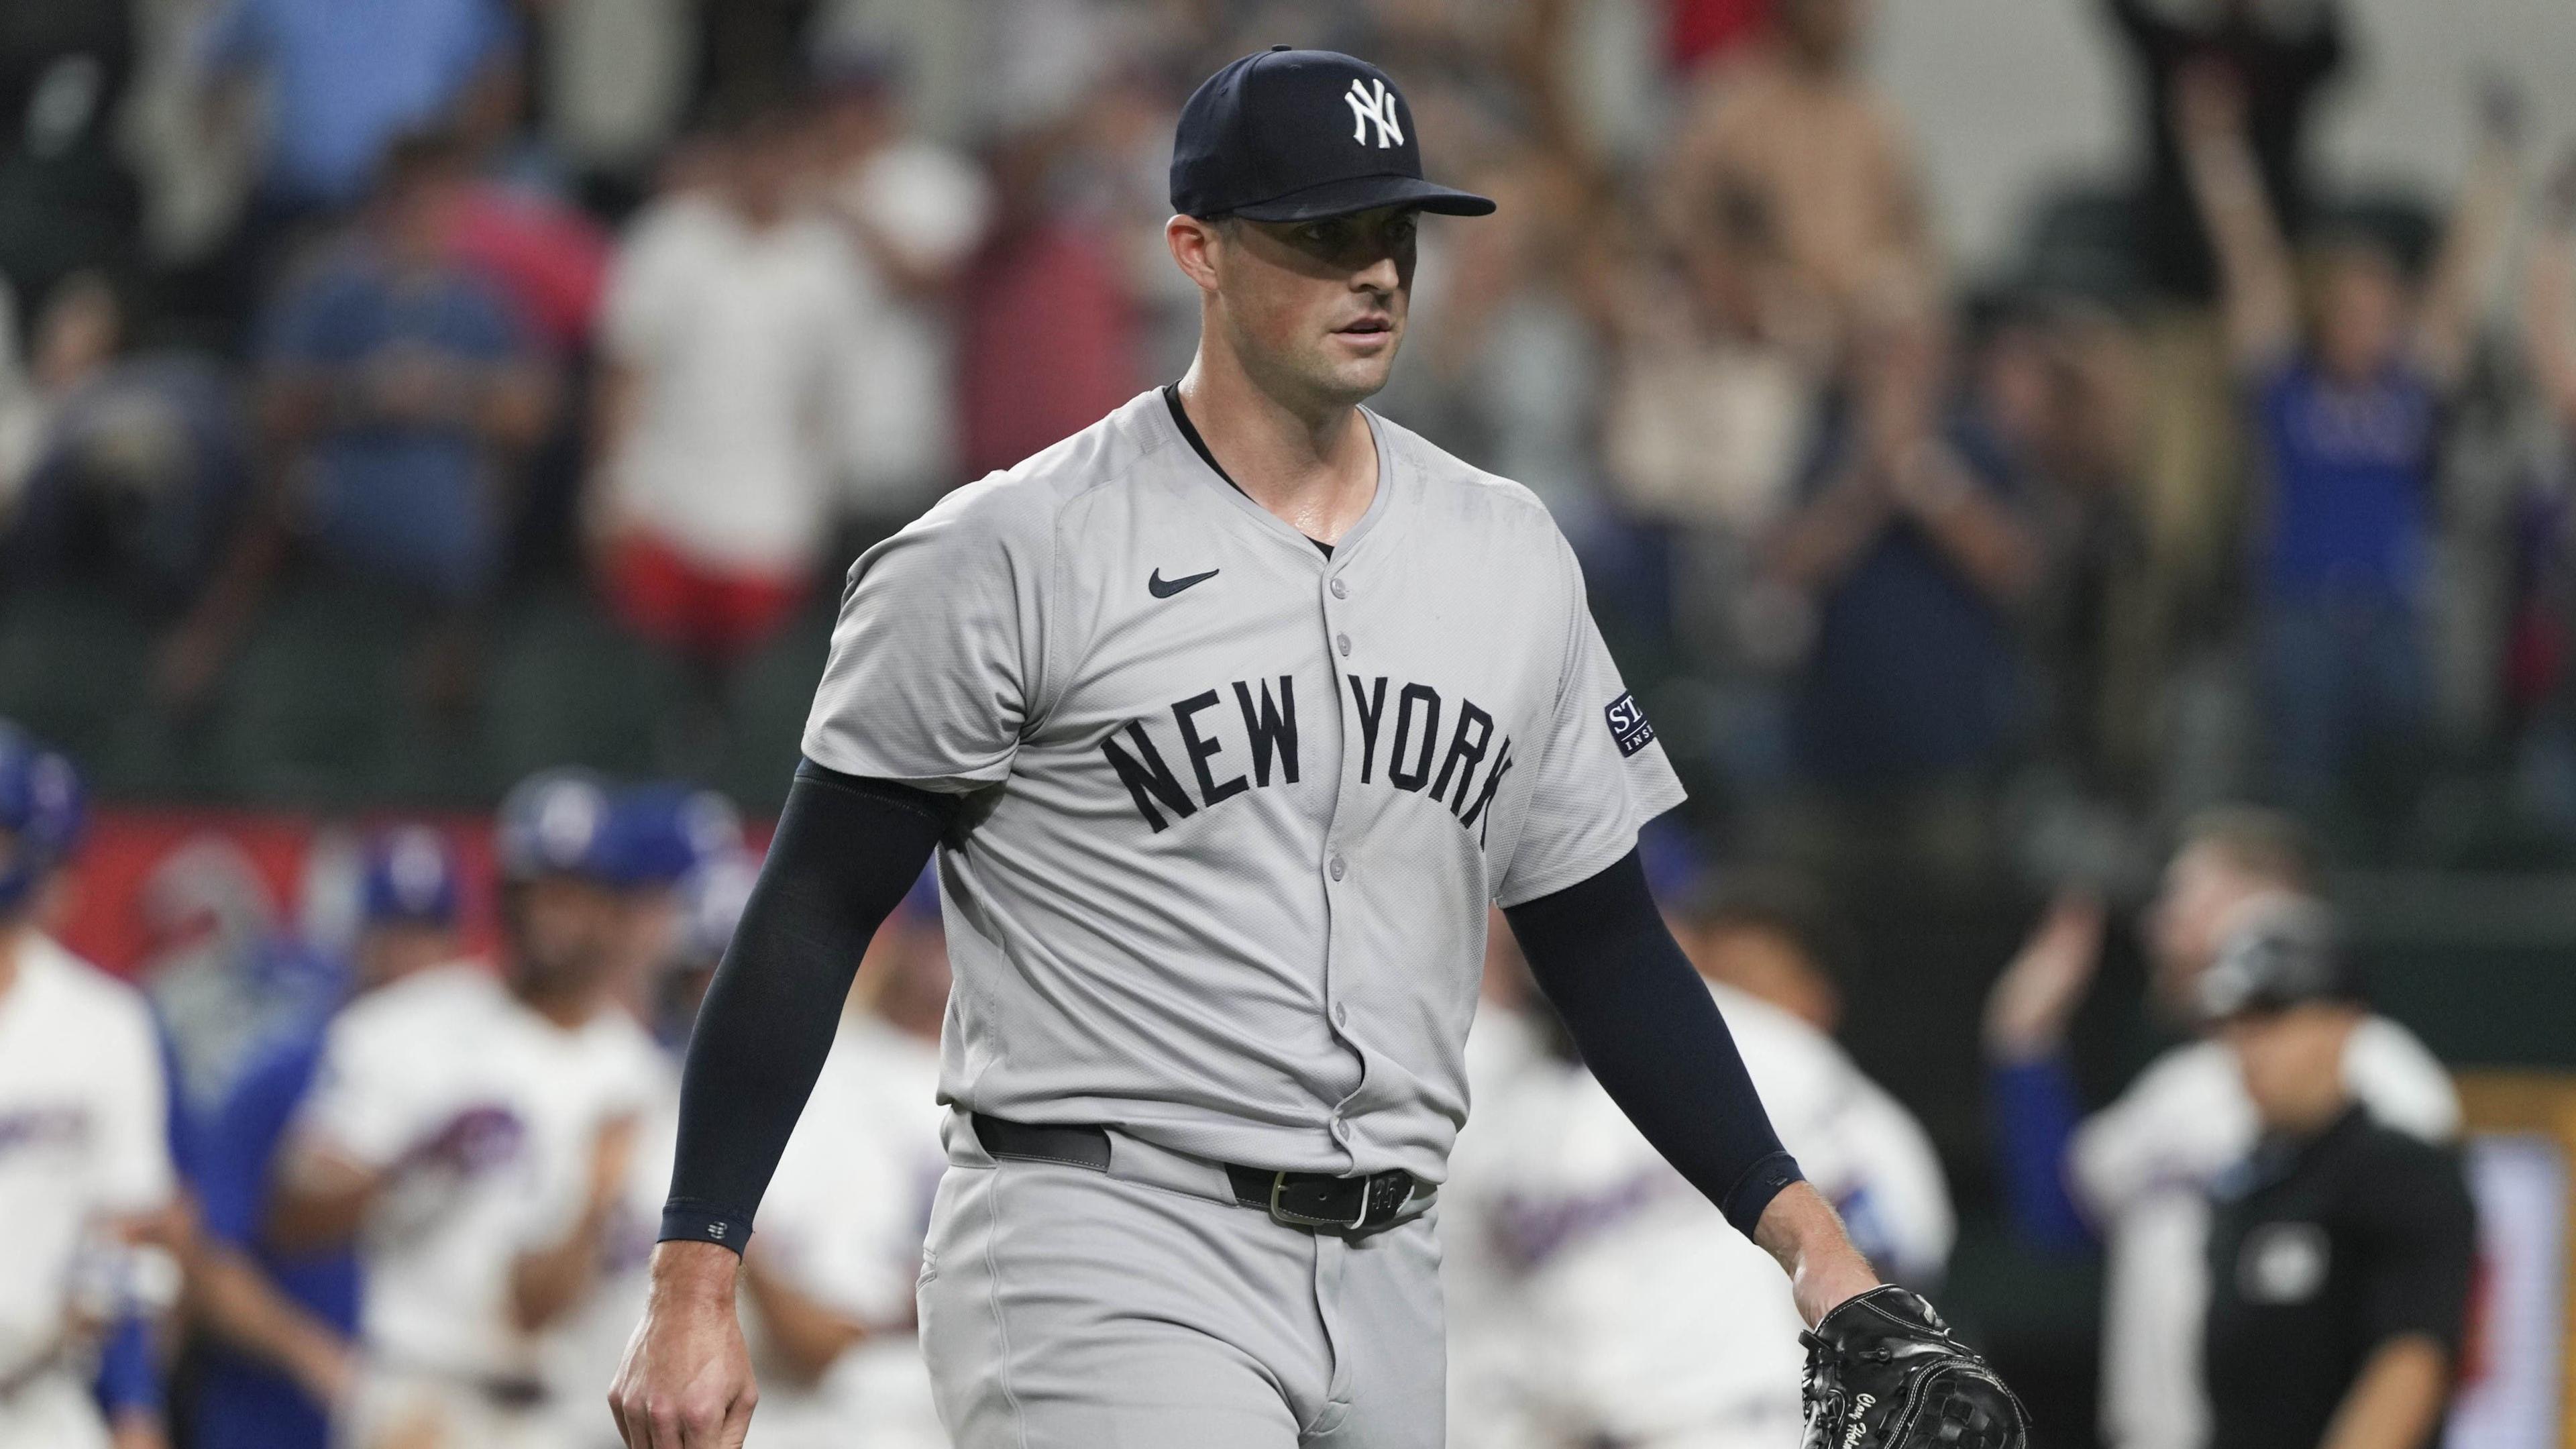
<box><xmin>360</xmin><ymin>823</ymin><xmax>462</xmax><ymax>927</ymax></box>
<box><xmin>604</xmin><ymin>783</ymin><xmax>743</xmax><ymax>890</ymax></box>
<box><xmin>0</xmin><ymin>720</ymin><xmax>86</xmax><ymax>915</ymax></box>
<box><xmin>494</xmin><ymin>768</ymin><xmax>625</xmax><ymax>883</ymax></box>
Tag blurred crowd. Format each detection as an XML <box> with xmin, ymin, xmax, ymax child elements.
<box><xmin>7</xmin><ymin>0</ymin><xmax>2576</xmax><ymax>877</ymax></box>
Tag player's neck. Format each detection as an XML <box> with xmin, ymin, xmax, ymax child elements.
<box><xmin>1175</xmin><ymin>353</ymin><xmax>1378</xmax><ymax>545</ymax></box>
<box><xmin>513</xmin><ymin>975</ymin><xmax>606</xmax><ymax>1031</ymax></box>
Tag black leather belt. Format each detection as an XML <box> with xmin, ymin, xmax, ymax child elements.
<box><xmin>970</xmin><ymin>1114</ymin><xmax>1424</xmax><ymax>1233</ymax></box>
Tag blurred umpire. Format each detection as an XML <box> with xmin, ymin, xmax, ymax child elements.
<box><xmin>2196</xmin><ymin>899</ymin><xmax>2477</xmax><ymax>1449</ymax></box>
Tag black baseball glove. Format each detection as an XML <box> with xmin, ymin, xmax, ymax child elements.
<box><xmin>1799</xmin><ymin>1287</ymin><xmax>2028</xmax><ymax>1449</ymax></box>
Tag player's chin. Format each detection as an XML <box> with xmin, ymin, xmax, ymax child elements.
<box><xmin>1312</xmin><ymin>335</ymin><xmax>1401</xmax><ymax>397</ymax></box>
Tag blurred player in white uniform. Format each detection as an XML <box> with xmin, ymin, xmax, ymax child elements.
<box><xmin>0</xmin><ymin>724</ymin><xmax>180</xmax><ymax>1449</ymax></box>
<box><xmin>1442</xmin><ymin>912</ymin><xmax>1563</xmax><ymax>1449</ymax></box>
<box><xmin>744</xmin><ymin>868</ymin><xmax>950</xmax><ymax>1449</ymax></box>
<box><xmin>268</xmin><ymin>771</ymin><xmax>666</xmax><ymax>1449</ymax></box>
<box><xmin>1982</xmin><ymin>809</ymin><xmax>2457</xmax><ymax>1449</ymax></box>
<box><xmin>1451</xmin><ymin>873</ymin><xmax>1955</xmax><ymax>1449</ymax></box>
<box><xmin>564</xmin><ymin>851</ymin><xmax>953</xmax><ymax>1449</ymax></box>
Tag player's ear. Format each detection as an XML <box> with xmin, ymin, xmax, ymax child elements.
<box><xmin>1167</xmin><ymin>213</ymin><xmax>1225</xmax><ymax>293</ymax></box>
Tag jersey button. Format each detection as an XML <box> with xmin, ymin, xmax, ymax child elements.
<box><xmin>1328</xmin><ymin>855</ymin><xmax>1346</xmax><ymax>880</ymax></box>
<box><xmin>1334</xmin><ymin>1002</ymin><xmax>1350</xmax><ymax>1026</ymax></box>
<box><xmin>1330</xmin><ymin>578</ymin><xmax>1348</xmax><ymax>599</ymax></box>
<box><xmin>1336</xmin><ymin>633</ymin><xmax>1351</xmax><ymax>656</ymax></box>
<box><xmin>1330</xmin><ymin>1118</ymin><xmax>1351</xmax><ymax>1141</ymax></box>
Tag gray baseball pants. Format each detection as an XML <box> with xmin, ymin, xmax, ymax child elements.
<box><xmin>917</xmin><ymin>1109</ymin><xmax>1446</xmax><ymax>1448</ymax></box>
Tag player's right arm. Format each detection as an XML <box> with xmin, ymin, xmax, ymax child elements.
<box><xmin>608</xmin><ymin>765</ymin><xmax>954</xmax><ymax>1448</ymax></box>
<box><xmin>616</xmin><ymin>477</ymin><xmax>1045</xmax><ymax>1446</ymax></box>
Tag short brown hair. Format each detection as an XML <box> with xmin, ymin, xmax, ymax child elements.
<box><xmin>1676</xmin><ymin>867</ymin><xmax>1843</xmax><ymax>987</ymax></box>
<box><xmin>2176</xmin><ymin>806</ymin><xmax>2318</xmax><ymax>894</ymax></box>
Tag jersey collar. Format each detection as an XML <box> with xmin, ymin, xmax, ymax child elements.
<box><xmin>1141</xmin><ymin>385</ymin><xmax>1397</xmax><ymax>565</ymax></box>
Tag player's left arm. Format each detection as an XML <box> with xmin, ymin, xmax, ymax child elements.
<box><xmin>1502</xmin><ymin>849</ymin><xmax>1877</xmax><ymax>1326</ymax></box>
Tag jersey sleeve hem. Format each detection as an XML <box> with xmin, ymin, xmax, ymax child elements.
<box><xmin>1489</xmin><ymin>769</ymin><xmax>1690</xmax><ymax>909</ymax></box>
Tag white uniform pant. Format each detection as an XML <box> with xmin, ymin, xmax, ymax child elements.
<box><xmin>344</xmin><ymin>1366</ymin><xmax>576</xmax><ymax>1449</ymax></box>
<box><xmin>920</xmin><ymin>1112</ymin><xmax>1446</xmax><ymax>1449</ymax></box>
<box><xmin>0</xmin><ymin>1372</ymin><xmax>108</xmax><ymax>1449</ymax></box>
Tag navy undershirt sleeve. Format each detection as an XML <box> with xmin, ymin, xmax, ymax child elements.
<box><xmin>1503</xmin><ymin>849</ymin><xmax>1805</xmax><ymax>1238</ymax></box>
<box><xmin>659</xmin><ymin>759</ymin><xmax>959</xmax><ymax>1251</ymax></box>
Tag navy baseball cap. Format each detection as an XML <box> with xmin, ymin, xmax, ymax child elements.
<box><xmin>1171</xmin><ymin>48</ymin><xmax>1495</xmax><ymax>223</ymax></box>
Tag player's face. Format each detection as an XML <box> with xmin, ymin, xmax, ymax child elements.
<box><xmin>2146</xmin><ymin>843</ymin><xmax>2255</xmax><ymax>1016</ymax></box>
<box><xmin>2221</xmin><ymin>1004</ymin><xmax>2357</xmax><ymax>1130</ymax></box>
<box><xmin>354</xmin><ymin>923</ymin><xmax>458</xmax><ymax>993</ymax></box>
<box><xmin>1210</xmin><ymin>206</ymin><xmax>1418</xmax><ymax>407</ymax></box>
<box><xmin>509</xmin><ymin>876</ymin><xmax>626</xmax><ymax>996</ymax></box>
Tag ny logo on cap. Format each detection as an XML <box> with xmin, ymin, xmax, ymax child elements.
<box><xmin>1344</xmin><ymin>77</ymin><xmax>1403</xmax><ymax>149</ymax></box>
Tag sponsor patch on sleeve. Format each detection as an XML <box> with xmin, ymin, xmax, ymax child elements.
<box><xmin>1604</xmin><ymin>691</ymin><xmax>1656</xmax><ymax>758</ymax></box>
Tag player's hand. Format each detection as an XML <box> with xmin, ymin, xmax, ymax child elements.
<box><xmin>610</xmin><ymin>1241</ymin><xmax>757</xmax><ymax>1448</ymax></box>
<box><xmin>1982</xmin><ymin>893</ymin><xmax>2105</xmax><ymax>1061</ymax></box>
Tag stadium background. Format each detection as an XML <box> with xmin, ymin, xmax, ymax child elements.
<box><xmin>9</xmin><ymin>0</ymin><xmax>2576</xmax><ymax>1444</ymax></box>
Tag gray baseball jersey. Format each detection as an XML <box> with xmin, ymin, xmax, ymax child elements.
<box><xmin>802</xmin><ymin>387</ymin><xmax>1684</xmax><ymax>1183</ymax></box>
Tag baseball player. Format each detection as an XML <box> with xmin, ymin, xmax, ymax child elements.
<box><xmin>1982</xmin><ymin>808</ymin><xmax>2456</xmax><ymax>1449</ymax></box>
<box><xmin>1470</xmin><ymin>975</ymin><xmax>1957</xmax><ymax>1449</ymax></box>
<box><xmin>184</xmin><ymin>823</ymin><xmax>469</xmax><ymax>1449</ymax></box>
<box><xmin>0</xmin><ymin>724</ymin><xmax>180</xmax><ymax>1449</ymax></box>
<box><xmin>614</xmin><ymin>48</ymin><xmax>2022</xmax><ymax>1449</ymax></box>
<box><xmin>269</xmin><ymin>771</ymin><xmax>666</xmax><ymax>1449</ymax></box>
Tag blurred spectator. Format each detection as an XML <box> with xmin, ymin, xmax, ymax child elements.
<box><xmin>0</xmin><ymin>0</ymin><xmax>143</xmax><ymax>315</ymax></box>
<box><xmin>529</xmin><ymin>0</ymin><xmax>696</xmax><ymax>210</ymax></box>
<box><xmin>1992</xmin><ymin>299</ymin><xmax>2160</xmax><ymax>795</ymax></box>
<box><xmin>183</xmin><ymin>824</ymin><xmax>467</xmax><ymax>1449</ymax></box>
<box><xmin>2512</xmin><ymin>152</ymin><xmax>2576</xmax><ymax>831</ymax></box>
<box><xmin>1668</xmin><ymin>0</ymin><xmax>1776</xmax><ymax>73</ymax></box>
<box><xmin>2176</xmin><ymin>68</ymin><xmax>2520</xmax><ymax>822</ymax></box>
<box><xmin>1766</xmin><ymin>311</ymin><xmax>2044</xmax><ymax>796</ymax></box>
<box><xmin>195</xmin><ymin>0</ymin><xmax>520</xmax><ymax>222</ymax></box>
<box><xmin>1660</xmin><ymin>0</ymin><xmax>1929</xmax><ymax>341</ymax></box>
<box><xmin>1981</xmin><ymin>808</ymin><xmax>2457</xmax><ymax>1449</ymax></box>
<box><xmin>806</xmin><ymin>49</ymin><xmax>991</xmax><ymax>532</ymax></box>
<box><xmin>955</xmin><ymin>126</ymin><xmax>1145</xmax><ymax>480</ymax></box>
<box><xmin>0</xmin><ymin>272</ymin><xmax>252</xmax><ymax>610</ymax></box>
<box><xmin>443</xmin><ymin>176</ymin><xmax>612</xmax><ymax>364</ymax></box>
<box><xmin>1602</xmin><ymin>187</ymin><xmax>1828</xmax><ymax>541</ymax></box>
<box><xmin>161</xmin><ymin>133</ymin><xmax>553</xmax><ymax>712</ymax></box>
<box><xmin>592</xmin><ymin>99</ymin><xmax>861</xmax><ymax>671</ymax></box>
<box><xmin>2193</xmin><ymin>900</ymin><xmax>2475</xmax><ymax>1449</ymax></box>
<box><xmin>2100</xmin><ymin>0</ymin><xmax>2345</xmax><ymax>307</ymax></box>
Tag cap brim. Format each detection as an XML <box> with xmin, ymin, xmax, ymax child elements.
<box><xmin>1228</xmin><ymin>173</ymin><xmax>1495</xmax><ymax>221</ymax></box>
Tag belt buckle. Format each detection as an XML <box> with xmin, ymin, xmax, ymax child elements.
<box><xmin>1267</xmin><ymin>1169</ymin><xmax>1404</xmax><ymax>1232</ymax></box>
